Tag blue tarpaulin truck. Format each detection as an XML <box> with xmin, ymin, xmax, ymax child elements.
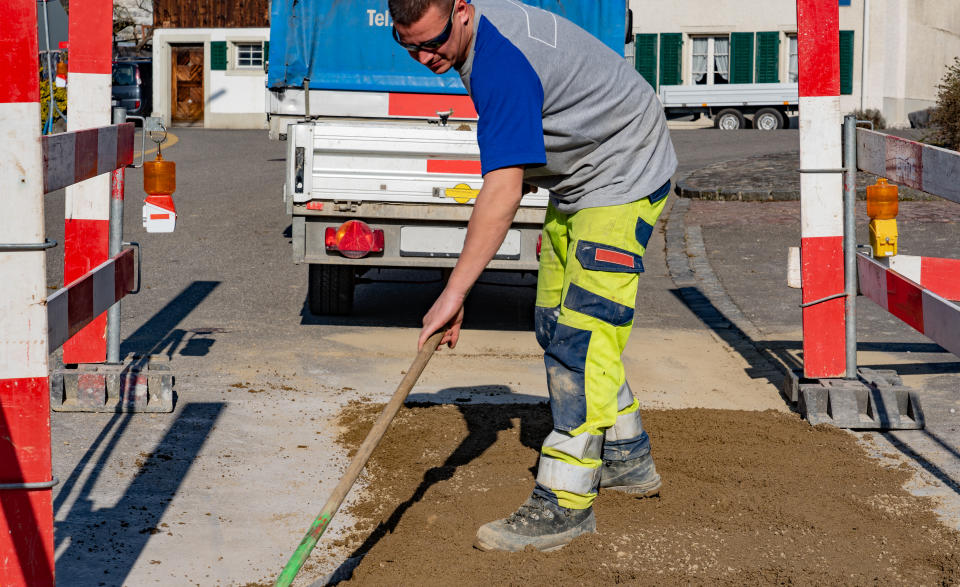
<box><xmin>267</xmin><ymin>0</ymin><xmax>631</xmax><ymax>315</ymax></box>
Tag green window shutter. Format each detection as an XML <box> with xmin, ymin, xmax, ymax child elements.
<box><xmin>839</xmin><ymin>30</ymin><xmax>854</xmax><ymax>95</ymax></box>
<box><xmin>755</xmin><ymin>31</ymin><xmax>780</xmax><ymax>83</ymax></box>
<box><xmin>634</xmin><ymin>34</ymin><xmax>658</xmax><ymax>89</ymax></box>
<box><xmin>263</xmin><ymin>40</ymin><xmax>270</xmax><ymax>60</ymax></box>
<box><xmin>659</xmin><ymin>33</ymin><xmax>682</xmax><ymax>86</ymax></box>
<box><xmin>210</xmin><ymin>41</ymin><xmax>227</xmax><ymax>71</ymax></box>
<box><xmin>729</xmin><ymin>32</ymin><xmax>754</xmax><ymax>84</ymax></box>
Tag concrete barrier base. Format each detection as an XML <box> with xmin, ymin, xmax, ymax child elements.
<box><xmin>785</xmin><ymin>368</ymin><xmax>924</xmax><ymax>429</ymax></box>
<box><xmin>50</xmin><ymin>357</ymin><xmax>174</xmax><ymax>413</ymax></box>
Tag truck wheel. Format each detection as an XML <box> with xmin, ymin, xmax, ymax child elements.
<box><xmin>308</xmin><ymin>264</ymin><xmax>355</xmax><ymax>315</ymax></box>
<box><xmin>714</xmin><ymin>109</ymin><xmax>745</xmax><ymax>130</ymax></box>
<box><xmin>754</xmin><ymin>108</ymin><xmax>784</xmax><ymax>130</ymax></box>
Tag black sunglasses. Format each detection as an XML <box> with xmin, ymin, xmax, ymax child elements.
<box><xmin>392</xmin><ymin>1</ymin><xmax>458</xmax><ymax>52</ymax></box>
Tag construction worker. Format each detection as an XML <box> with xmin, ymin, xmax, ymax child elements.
<box><xmin>394</xmin><ymin>0</ymin><xmax>677</xmax><ymax>552</ymax></box>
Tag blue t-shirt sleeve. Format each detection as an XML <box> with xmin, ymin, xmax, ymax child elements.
<box><xmin>470</xmin><ymin>17</ymin><xmax>546</xmax><ymax>176</ymax></box>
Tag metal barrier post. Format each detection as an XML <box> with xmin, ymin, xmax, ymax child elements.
<box><xmin>0</xmin><ymin>1</ymin><xmax>57</xmax><ymax>584</ymax></box>
<box><xmin>842</xmin><ymin>115</ymin><xmax>858</xmax><ymax>379</ymax></box>
<box><xmin>107</xmin><ymin>107</ymin><xmax>127</xmax><ymax>364</ymax></box>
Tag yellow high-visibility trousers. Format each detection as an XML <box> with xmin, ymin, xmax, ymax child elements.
<box><xmin>532</xmin><ymin>181</ymin><xmax>669</xmax><ymax>510</ymax></box>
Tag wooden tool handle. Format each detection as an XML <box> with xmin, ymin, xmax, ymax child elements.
<box><xmin>275</xmin><ymin>330</ymin><xmax>444</xmax><ymax>587</ymax></box>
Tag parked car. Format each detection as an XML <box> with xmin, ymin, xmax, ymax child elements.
<box><xmin>111</xmin><ymin>58</ymin><xmax>152</xmax><ymax>118</ymax></box>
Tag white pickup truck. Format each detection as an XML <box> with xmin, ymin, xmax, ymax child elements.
<box><xmin>659</xmin><ymin>82</ymin><xmax>799</xmax><ymax>130</ymax></box>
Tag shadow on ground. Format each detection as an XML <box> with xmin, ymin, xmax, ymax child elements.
<box><xmin>326</xmin><ymin>390</ymin><xmax>549</xmax><ymax>584</ymax></box>
<box><xmin>54</xmin><ymin>402</ymin><xmax>225</xmax><ymax>586</ymax></box>
<box><xmin>300</xmin><ymin>268</ymin><xmax>536</xmax><ymax>331</ymax></box>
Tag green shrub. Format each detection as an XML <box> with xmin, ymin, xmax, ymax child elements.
<box><xmin>39</xmin><ymin>66</ymin><xmax>67</xmax><ymax>129</ymax></box>
<box><xmin>930</xmin><ymin>57</ymin><xmax>960</xmax><ymax>151</ymax></box>
<box><xmin>850</xmin><ymin>108</ymin><xmax>886</xmax><ymax>130</ymax></box>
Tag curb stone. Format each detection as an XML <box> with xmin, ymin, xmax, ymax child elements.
<box><xmin>664</xmin><ymin>197</ymin><xmax>790</xmax><ymax>388</ymax></box>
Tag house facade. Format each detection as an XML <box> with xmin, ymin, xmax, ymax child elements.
<box><xmin>630</xmin><ymin>0</ymin><xmax>960</xmax><ymax>127</ymax></box>
<box><xmin>151</xmin><ymin>0</ymin><xmax>269</xmax><ymax>128</ymax></box>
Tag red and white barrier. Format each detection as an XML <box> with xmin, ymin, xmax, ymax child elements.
<box><xmin>0</xmin><ymin>1</ymin><xmax>56</xmax><ymax>584</ymax></box>
<box><xmin>858</xmin><ymin>253</ymin><xmax>960</xmax><ymax>357</ymax></box>
<box><xmin>856</xmin><ymin>128</ymin><xmax>960</xmax><ymax>205</ymax></box>
<box><xmin>885</xmin><ymin>256</ymin><xmax>960</xmax><ymax>302</ymax></box>
<box><xmin>797</xmin><ymin>0</ymin><xmax>845</xmax><ymax>378</ymax></box>
<box><xmin>64</xmin><ymin>0</ymin><xmax>113</xmax><ymax>364</ymax></box>
<box><xmin>47</xmin><ymin>249</ymin><xmax>136</xmax><ymax>352</ymax></box>
<box><xmin>42</xmin><ymin>123</ymin><xmax>135</xmax><ymax>193</ymax></box>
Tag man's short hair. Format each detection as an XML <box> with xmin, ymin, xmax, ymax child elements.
<box><xmin>388</xmin><ymin>0</ymin><xmax>454</xmax><ymax>27</ymax></box>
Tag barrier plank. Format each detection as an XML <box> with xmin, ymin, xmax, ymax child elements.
<box><xmin>41</xmin><ymin>123</ymin><xmax>134</xmax><ymax>193</ymax></box>
<box><xmin>858</xmin><ymin>252</ymin><xmax>960</xmax><ymax>358</ymax></box>
<box><xmin>856</xmin><ymin>128</ymin><xmax>960</xmax><ymax>204</ymax></box>
<box><xmin>46</xmin><ymin>248</ymin><xmax>135</xmax><ymax>353</ymax></box>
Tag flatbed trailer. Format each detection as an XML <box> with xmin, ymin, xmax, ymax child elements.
<box><xmin>659</xmin><ymin>82</ymin><xmax>800</xmax><ymax>129</ymax></box>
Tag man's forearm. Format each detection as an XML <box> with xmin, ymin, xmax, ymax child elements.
<box><xmin>445</xmin><ymin>168</ymin><xmax>524</xmax><ymax>297</ymax></box>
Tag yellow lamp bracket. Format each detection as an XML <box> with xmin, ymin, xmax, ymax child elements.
<box><xmin>869</xmin><ymin>218</ymin><xmax>898</xmax><ymax>258</ymax></box>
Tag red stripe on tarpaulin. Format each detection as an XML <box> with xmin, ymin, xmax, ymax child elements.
<box><xmin>922</xmin><ymin>257</ymin><xmax>960</xmax><ymax>301</ymax></box>
<box><xmin>63</xmin><ymin>219</ymin><xmax>109</xmax><ymax>364</ymax></box>
<box><xmin>0</xmin><ymin>1</ymin><xmax>40</xmax><ymax>103</ymax></box>
<box><xmin>796</xmin><ymin>0</ymin><xmax>839</xmax><ymax>98</ymax></box>
<box><xmin>67</xmin><ymin>0</ymin><xmax>112</xmax><ymax>74</ymax></box>
<box><xmin>0</xmin><ymin>377</ymin><xmax>55</xmax><ymax>587</ymax></box>
<box><xmin>885</xmin><ymin>134</ymin><xmax>924</xmax><ymax>191</ymax></box>
<box><xmin>801</xmin><ymin>236</ymin><xmax>845</xmax><ymax>378</ymax></box>
<box><xmin>886</xmin><ymin>271</ymin><xmax>924</xmax><ymax>333</ymax></box>
<box><xmin>117</xmin><ymin>122</ymin><xmax>135</xmax><ymax>167</ymax></box>
<box><xmin>388</xmin><ymin>92</ymin><xmax>478</xmax><ymax>118</ymax></box>
<box><xmin>73</xmin><ymin>128</ymin><xmax>101</xmax><ymax>184</ymax></box>
<box><xmin>426</xmin><ymin>159</ymin><xmax>482</xmax><ymax>174</ymax></box>
<box><xmin>595</xmin><ymin>248</ymin><xmax>635</xmax><ymax>268</ymax></box>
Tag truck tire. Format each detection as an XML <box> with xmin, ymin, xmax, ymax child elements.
<box><xmin>308</xmin><ymin>264</ymin><xmax>355</xmax><ymax>315</ymax></box>
<box><xmin>754</xmin><ymin>108</ymin><xmax>784</xmax><ymax>130</ymax></box>
<box><xmin>714</xmin><ymin>109</ymin><xmax>745</xmax><ymax>130</ymax></box>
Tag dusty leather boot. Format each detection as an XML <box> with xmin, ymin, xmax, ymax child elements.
<box><xmin>474</xmin><ymin>494</ymin><xmax>596</xmax><ymax>552</ymax></box>
<box><xmin>599</xmin><ymin>452</ymin><xmax>662</xmax><ymax>497</ymax></box>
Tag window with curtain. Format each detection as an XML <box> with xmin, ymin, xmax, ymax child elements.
<box><xmin>692</xmin><ymin>36</ymin><xmax>730</xmax><ymax>85</ymax></box>
<box><xmin>788</xmin><ymin>35</ymin><xmax>798</xmax><ymax>83</ymax></box>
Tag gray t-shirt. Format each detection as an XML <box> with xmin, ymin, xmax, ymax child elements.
<box><xmin>457</xmin><ymin>0</ymin><xmax>677</xmax><ymax>213</ymax></box>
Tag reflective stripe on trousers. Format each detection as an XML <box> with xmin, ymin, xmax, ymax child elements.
<box><xmin>533</xmin><ymin>184</ymin><xmax>668</xmax><ymax>510</ymax></box>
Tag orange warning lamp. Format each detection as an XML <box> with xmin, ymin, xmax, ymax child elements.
<box><xmin>866</xmin><ymin>178</ymin><xmax>898</xmax><ymax>258</ymax></box>
<box><xmin>142</xmin><ymin>151</ymin><xmax>177</xmax><ymax>233</ymax></box>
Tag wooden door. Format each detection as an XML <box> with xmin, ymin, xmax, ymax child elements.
<box><xmin>171</xmin><ymin>45</ymin><xmax>204</xmax><ymax>124</ymax></box>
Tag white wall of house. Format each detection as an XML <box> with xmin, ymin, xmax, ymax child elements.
<box><xmin>631</xmin><ymin>0</ymin><xmax>960</xmax><ymax>127</ymax></box>
<box><xmin>152</xmin><ymin>28</ymin><xmax>269</xmax><ymax>129</ymax></box>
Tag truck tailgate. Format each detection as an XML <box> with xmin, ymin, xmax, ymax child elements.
<box><xmin>286</xmin><ymin>121</ymin><xmax>550</xmax><ymax>208</ymax></box>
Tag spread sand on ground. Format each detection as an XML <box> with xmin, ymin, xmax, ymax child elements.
<box><xmin>322</xmin><ymin>402</ymin><xmax>960</xmax><ymax>585</ymax></box>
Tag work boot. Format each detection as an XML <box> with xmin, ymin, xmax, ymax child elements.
<box><xmin>599</xmin><ymin>453</ymin><xmax>662</xmax><ymax>497</ymax></box>
<box><xmin>474</xmin><ymin>495</ymin><xmax>596</xmax><ymax>552</ymax></box>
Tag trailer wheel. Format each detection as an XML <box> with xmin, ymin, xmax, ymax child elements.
<box><xmin>714</xmin><ymin>109</ymin><xmax>746</xmax><ymax>130</ymax></box>
<box><xmin>308</xmin><ymin>264</ymin><xmax>355</xmax><ymax>315</ymax></box>
<box><xmin>754</xmin><ymin>108</ymin><xmax>785</xmax><ymax>130</ymax></box>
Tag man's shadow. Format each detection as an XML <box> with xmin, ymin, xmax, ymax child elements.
<box><xmin>328</xmin><ymin>387</ymin><xmax>550</xmax><ymax>583</ymax></box>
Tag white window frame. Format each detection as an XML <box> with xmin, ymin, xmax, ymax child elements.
<box><xmin>232</xmin><ymin>41</ymin><xmax>264</xmax><ymax>70</ymax></box>
<box><xmin>787</xmin><ymin>34</ymin><xmax>798</xmax><ymax>83</ymax></box>
<box><xmin>691</xmin><ymin>35</ymin><xmax>730</xmax><ymax>86</ymax></box>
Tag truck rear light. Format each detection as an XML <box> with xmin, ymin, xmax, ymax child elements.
<box><xmin>325</xmin><ymin>220</ymin><xmax>384</xmax><ymax>259</ymax></box>
<box><xmin>536</xmin><ymin>234</ymin><xmax>542</xmax><ymax>258</ymax></box>
<box><xmin>135</xmin><ymin>99</ymin><xmax>141</xmax><ymax>110</ymax></box>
